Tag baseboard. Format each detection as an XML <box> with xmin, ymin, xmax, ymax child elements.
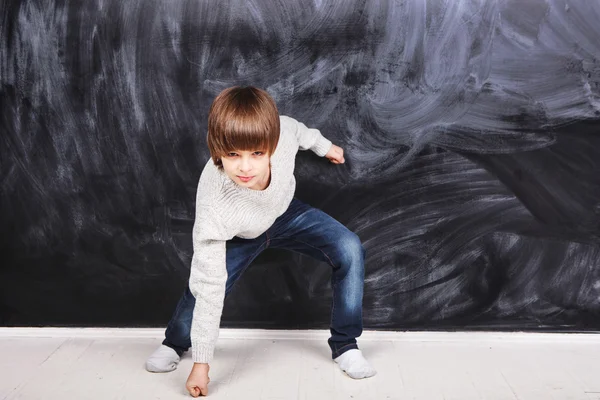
<box><xmin>1</xmin><ymin>327</ymin><xmax>600</xmax><ymax>343</ymax></box>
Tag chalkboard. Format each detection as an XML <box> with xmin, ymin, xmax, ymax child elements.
<box><xmin>1</xmin><ymin>0</ymin><xmax>599</xmax><ymax>331</ymax></box>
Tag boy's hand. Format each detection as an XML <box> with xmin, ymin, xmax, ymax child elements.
<box><xmin>186</xmin><ymin>363</ymin><xmax>210</xmax><ymax>397</ymax></box>
<box><xmin>325</xmin><ymin>144</ymin><xmax>345</xmax><ymax>164</ymax></box>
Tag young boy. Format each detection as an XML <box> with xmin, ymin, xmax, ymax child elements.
<box><xmin>145</xmin><ymin>86</ymin><xmax>376</xmax><ymax>397</ymax></box>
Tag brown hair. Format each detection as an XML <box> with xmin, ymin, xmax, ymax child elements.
<box><xmin>207</xmin><ymin>86</ymin><xmax>280</xmax><ymax>169</ymax></box>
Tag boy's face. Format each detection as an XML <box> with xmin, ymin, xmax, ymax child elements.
<box><xmin>221</xmin><ymin>150</ymin><xmax>271</xmax><ymax>190</ymax></box>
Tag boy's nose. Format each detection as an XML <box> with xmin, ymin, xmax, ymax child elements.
<box><xmin>239</xmin><ymin>159</ymin><xmax>252</xmax><ymax>172</ymax></box>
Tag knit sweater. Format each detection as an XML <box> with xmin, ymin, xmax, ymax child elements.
<box><xmin>189</xmin><ymin>115</ymin><xmax>333</xmax><ymax>363</ymax></box>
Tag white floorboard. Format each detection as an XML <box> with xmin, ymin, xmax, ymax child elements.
<box><xmin>1</xmin><ymin>329</ymin><xmax>599</xmax><ymax>400</ymax></box>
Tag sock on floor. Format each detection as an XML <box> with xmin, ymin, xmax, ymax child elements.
<box><xmin>145</xmin><ymin>344</ymin><xmax>181</xmax><ymax>373</ymax></box>
<box><xmin>334</xmin><ymin>349</ymin><xmax>377</xmax><ymax>379</ymax></box>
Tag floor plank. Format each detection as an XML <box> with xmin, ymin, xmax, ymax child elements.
<box><xmin>0</xmin><ymin>337</ymin><xmax>67</xmax><ymax>399</ymax></box>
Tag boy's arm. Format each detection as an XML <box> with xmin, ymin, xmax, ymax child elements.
<box><xmin>188</xmin><ymin>205</ymin><xmax>229</xmax><ymax>364</ymax></box>
<box><xmin>282</xmin><ymin>115</ymin><xmax>332</xmax><ymax>157</ymax></box>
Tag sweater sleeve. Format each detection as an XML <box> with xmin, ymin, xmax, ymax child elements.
<box><xmin>188</xmin><ymin>204</ymin><xmax>229</xmax><ymax>364</ymax></box>
<box><xmin>282</xmin><ymin>115</ymin><xmax>333</xmax><ymax>157</ymax></box>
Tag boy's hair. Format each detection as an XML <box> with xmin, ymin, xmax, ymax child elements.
<box><xmin>207</xmin><ymin>86</ymin><xmax>280</xmax><ymax>169</ymax></box>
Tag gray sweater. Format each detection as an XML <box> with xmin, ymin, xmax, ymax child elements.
<box><xmin>189</xmin><ymin>115</ymin><xmax>333</xmax><ymax>363</ymax></box>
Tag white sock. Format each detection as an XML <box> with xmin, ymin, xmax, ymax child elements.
<box><xmin>145</xmin><ymin>345</ymin><xmax>181</xmax><ymax>373</ymax></box>
<box><xmin>334</xmin><ymin>349</ymin><xmax>377</xmax><ymax>379</ymax></box>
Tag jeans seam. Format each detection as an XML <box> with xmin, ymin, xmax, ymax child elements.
<box><xmin>273</xmin><ymin>236</ymin><xmax>336</xmax><ymax>268</ymax></box>
<box><xmin>335</xmin><ymin>343</ymin><xmax>357</xmax><ymax>352</ymax></box>
<box><xmin>331</xmin><ymin>279</ymin><xmax>337</xmax><ymax>331</ymax></box>
<box><xmin>333</xmin><ymin>343</ymin><xmax>358</xmax><ymax>357</ymax></box>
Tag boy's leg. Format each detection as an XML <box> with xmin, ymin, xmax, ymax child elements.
<box><xmin>267</xmin><ymin>198</ymin><xmax>365</xmax><ymax>359</ymax></box>
<box><xmin>161</xmin><ymin>234</ymin><xmax>269</xmax><ymax>355</ymax></box>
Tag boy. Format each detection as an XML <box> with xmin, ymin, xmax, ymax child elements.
<box><xmin>146</xmin><ymin>86</ymin><xmax>376</xmax><ymax>397</ymax></box>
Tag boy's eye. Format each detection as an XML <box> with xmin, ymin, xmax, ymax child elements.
<box><xmin>227</xmin><ymin>152</ymin><xmax>237</xmax><ymax>157</ymax></box>
<box><xmin>253</xmin><ymin>152</ymin><xmax>264</xmax><ymax>156</ymax></box>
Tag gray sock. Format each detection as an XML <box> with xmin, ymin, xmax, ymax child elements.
<box><xmin>145</xmin><ymin>345</ymin><xmax>181</xmax><ymax>373</ymax></box>
<box><xmin>334</xmin><ymin>349</ymin><xmax>377</xmax><ymax>379</ymax></box>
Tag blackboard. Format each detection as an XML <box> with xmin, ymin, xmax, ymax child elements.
<box><xmin>1</xmin><ymin>0</ymin><xmax>599</xmax><ymax>331</ymax></box>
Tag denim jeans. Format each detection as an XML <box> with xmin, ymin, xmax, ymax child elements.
<box><xmin>162</xmin><ymin>197</ymin><xmax>365</xmax><ymax>359</ymax></box>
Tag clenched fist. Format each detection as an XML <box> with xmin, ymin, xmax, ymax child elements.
<box><xmin>325</xmin><ymin>144</ymin><xmax>345</xmax><ymax>164</ymax></box>
<box><xmin>186</xmin><ymin>363</ymin><xmax>210</xmax><ymax>397</ymax></box>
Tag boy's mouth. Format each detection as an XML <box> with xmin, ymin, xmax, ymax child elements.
<box><xmin>237</xmin><ymin>176</ymin><xmax>254</xmax><ymax>182</ymax></box>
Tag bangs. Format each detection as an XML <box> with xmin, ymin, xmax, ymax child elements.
<box><xmin>216</xmin><ymin>112</ymin><xmax>274</xmax><ymax>154</ymax></box>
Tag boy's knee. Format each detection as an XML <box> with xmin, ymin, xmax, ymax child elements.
<box><xmin>347</xmin><ymin>232</ymin><xmax>365</xmax><ymax>255</ymax></box>
<box><xmin>336</xmin><ymin>232</ymin><xmax>365</xmax><ymax>266</ymax></box>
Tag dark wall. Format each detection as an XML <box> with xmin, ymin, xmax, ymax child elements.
<box><xmin>1</xmin><ymin>0</ymin><xmax>599</xmax><ymax>330</ymax></box>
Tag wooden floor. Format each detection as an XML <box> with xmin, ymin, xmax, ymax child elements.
<box><xmin>1</xmin><ymin>329</ymin><xmax>600</xmax><ymax>400</ymax></box>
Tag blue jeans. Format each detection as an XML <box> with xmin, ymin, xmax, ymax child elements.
<box><xmin>162</xmin><ymin>198</ymin><xmax>365</xmax><ymax>359</ymax></box>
